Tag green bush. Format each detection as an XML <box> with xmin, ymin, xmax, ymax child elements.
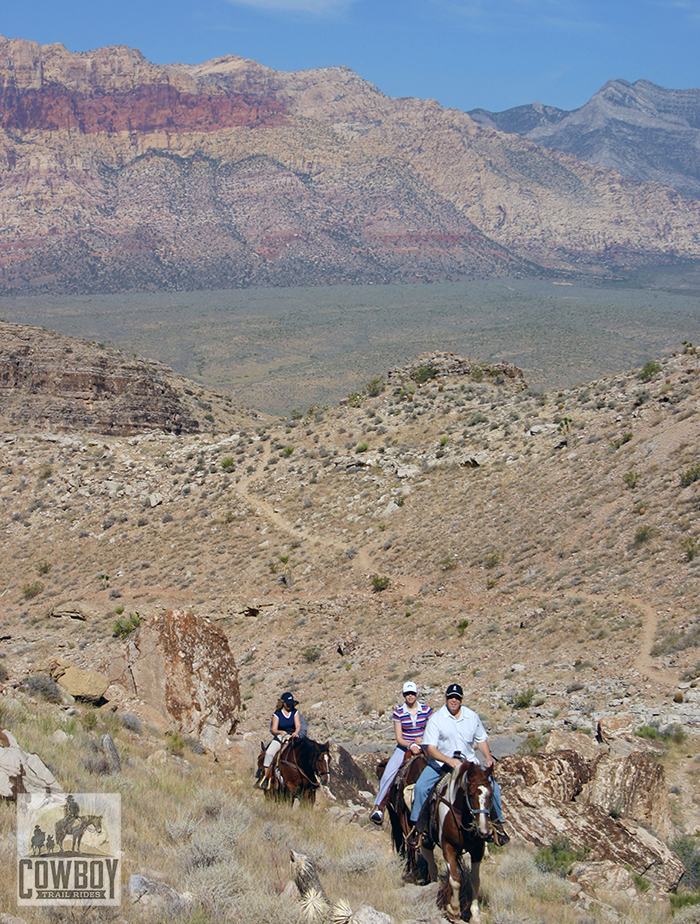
<box><xmin>283</xmin><ymin>446</ymin><xmax>294</xmax><ymax>457</ymax></box>
<box><xmin>457</xmin><ymin>619</ymin><xmax>469</xmax><ymax>636</ymax></box>
<box><xmin>484</xmin><ymin>549</ymin><xmax>500</xmax><ymax>569</ymax></box>
<box><xmin>113</xmin><ymin>612</ymin><xmax>141</xmax><ymax>638</ymax></box>
<box><xmin>371</xmin><ymin>575</ymin><xmax>390</xmax><ymax>593</ymax></box>
<box><xmin>639</xmin><ymin>360</ymin><xmax>662</xmax><ymax>382</ymax></box>
<box><xmin>302</xmin><ymin>646</ymin><xmax>321</xmax><ymax>663</ymax></box>
<box><xmin>512</xmin><ymin>687</ymin><xmax>535</xmax><ymax>709</ymax></box>
<box><xmin>623</xmin><ymin>471</ymin><xmax>640</xmax><ymax>489</ymax></box>
<box><xmin>680</xmin><ymin>464</ymin><xmax>700</xmax><ymax>488</ymax></box>
<box><xmin>221</xmin><ymin>456</ymin><xmax>235</xmax><ymax>472</ymax></box>
<box><xmin>634</xmin><ymin>525</ymin><xmax>654</xmax><ymax>546</ymax></box>
<box><xmin>682</xmin><ymin>537</ymin><xmax>699</xmax><ymax>562</ymax></box>
<box><xmin>518</xmin><ymin>733</ymin><xmax>545</xmax><ymax>756</ymax></box>
<box><xmin>22</xmin><ymin>581</ymin><xmax>44</xmax><ymax>600</ymax></box>
<box><xmin>36</xmin><ymin>559</ymin><xmax>52</xmax><ymax>574</ymax></box>
<box><xmin>467</xmin><ymin>412</ymin><xmax>488</xmax><ymax>427</ymax></box>
<box><xmin>671</xmin><ymin>836</ymin><xmax>700</xmax><ymax>891</ymax></box>
<box><xmin>356</xmin><ymin>442</ymin><xmax>369</xmax><ymax>453</ymax></box>
<box><xmin>411</xmin><ymin>364</ymin><xmax>438</xmax><ymax>385</ymax></box>
<box><xmin>535</xmin><ymin>837</ymin><xmax>587</xmax><ymax>876</ymax></box>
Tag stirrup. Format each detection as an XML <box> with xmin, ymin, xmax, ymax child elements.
<box><xmin>406</xmin><ymin>826</ymin><xmax>422</xmax><ymax>849</ymax></box>
<box><xmin>491</xmin><ymin>821</ymin><xmax>510</xmax><ymax>846</ymax></box>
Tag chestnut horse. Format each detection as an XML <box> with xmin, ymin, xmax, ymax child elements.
<box><xmin>257</xmin><ymin>737</ymin><xmax>331</xmax><ymax>804</ymax></box>
<box><xmin>388</xmin><ymin>756</ymin><xmax>493</xmax><ymax>922</ymax></box>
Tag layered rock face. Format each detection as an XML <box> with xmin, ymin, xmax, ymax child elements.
<box><xmin>0</xmin><ymin>322</ymin><xmax>200</xmax><ymax>434</ymax></box>
<box><xmin>1</xmin><ymin>35</ymin><xmax>699</xmax><ymax>294</ymax></box>
<box><xmin>499</xmin><ymin>723</ymin><xmax>682</xmax><ymax>892</ymax></box>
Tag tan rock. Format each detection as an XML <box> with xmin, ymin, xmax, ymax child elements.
<box><xmin>0</xmin><ymin>729</ymin><xmax>63</xmax><ymax>799</ymax></box>
<box><xmin>597</xmin><ymin>713</ymin><xmax>636</xmax><ymax>743</ymax></box>
<box><xmin>544</xmin><ymin>729</ymin><xmax>602</xmax><ymax>762</ymax></box>
<box><xmin>49</xmin><ymin>659</ymin><xmax>109</xmax><ymax>703</ymax></box>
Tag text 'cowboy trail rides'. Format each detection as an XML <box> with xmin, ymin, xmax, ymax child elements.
<box><xmin>17</xmin><ymin>792</ymin><xmax>121</xmax><ymax>906</ymax></box>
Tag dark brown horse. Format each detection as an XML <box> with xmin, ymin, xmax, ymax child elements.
<box><xmin>257</xmin><ymin>737</ymin><xmax>331</xmax><ymax>804</ymax></box>
<box><xmin>387</xmin><ymin>756</ymin><xmax>493</xmax><ymax>922</ymax></box>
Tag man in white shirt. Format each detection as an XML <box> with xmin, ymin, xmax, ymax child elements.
<box><xmin>406</xmin><ymin>683</ymin><xmax>508</xmax><ymax>847</ymax></box>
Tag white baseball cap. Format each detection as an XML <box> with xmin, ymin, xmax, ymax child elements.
<box><xmin>402</xmin><ymin>681</ymin><xmax>418</xmax><ymax>695</ymax></box>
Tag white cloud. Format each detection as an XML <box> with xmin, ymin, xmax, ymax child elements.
<box><xmin>224</xmin><ymin>0</ymin><xmax>351</xmax><ymax>12</ymax></box>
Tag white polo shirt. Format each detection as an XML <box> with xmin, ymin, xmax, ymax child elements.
<box><xmin>422</xmin><ymin>703</ymin><xmax>488</xmax><ymax>764</ymax></box>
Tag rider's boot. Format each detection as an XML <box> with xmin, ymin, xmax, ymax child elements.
<box><xmin>490</xmin><ymin>817</ymin><xmax>510</xmax><ymax>846</ymax></box>
<box><xmin>406</xmin><ymin>800</ymin><xmax>432</xmax><ymax>849</ymax></box>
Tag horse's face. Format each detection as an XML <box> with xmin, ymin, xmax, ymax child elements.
<box><xmin>93</xmin><ymin>816</ymin><xmax>103</xmax><ymax>834</ymax></box>
<box><xmin>315</xmin><ymin>745</ymin><xmax>331</xmax><ymax>785</ymax></box>
<box><xmin>462</xmin><ymin>764</ymin><xmax>492</xmax><ymax>838</ymax></box>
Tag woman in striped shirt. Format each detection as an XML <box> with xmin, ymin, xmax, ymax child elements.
<box><xmin>370</xmin><ymin>681</ymin><xmax>433</xmax><ymax>825</ymax></box>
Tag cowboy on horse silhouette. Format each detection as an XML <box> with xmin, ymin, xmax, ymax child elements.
<box><xmin>406</xmin><ymin>683</ymin><xmax>509</xmax><ymax>848</ymax></box>
<box><xmin>64</xmin><ymin>794</ymin><xmax>81</xmax><ymax>819</ymax></box>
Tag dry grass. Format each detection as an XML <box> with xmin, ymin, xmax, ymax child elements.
<box><xmin>0</xmin><ymin>696</ymin><xmax>687</xmax><ymax>924</ymax></box>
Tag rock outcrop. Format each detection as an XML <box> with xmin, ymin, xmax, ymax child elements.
<box><xmin>110</xmin><ymin>610</ymin><xmax>241</xmax><ymax>753</ymax></box>
<box><xmin>0</xmin><ymin>35</ymin><xmax>699</xmax><ymax>295</ymax></box>
<box><xmin>499</xmin><ymin>731</ymin><xmax>683</xmax><ymax>892</ymax></box>
<box><xmin>0</xmin><ymin>322</ymin><xmax>200</xmax><ymax>435</ymax></box>
<box><xmin>0</xmin><ymin>729</ymin><xmax>63</xmax><ymax>799</ymax></box>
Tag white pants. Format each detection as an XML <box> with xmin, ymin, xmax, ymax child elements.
<box><xmin>264</xmin><ymin>738</ymin><xmax>284</xmax><ymax>768</ymax></box>
<box><xmin>374</xmin><ymin>746</ymin><xmax>409</xmax><ymax>807</ymax></box>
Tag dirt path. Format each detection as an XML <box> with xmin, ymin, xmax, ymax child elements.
<box><xmin>233</xmin><ymin>448</ymin><xmax>372</xmax><ymax>574</ymax></box>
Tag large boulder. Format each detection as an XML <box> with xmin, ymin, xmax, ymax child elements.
<box><xmin>110</xmin><ymin>610</ymin><xmax>240</xmax><ymax>754</ymax></box>
<box><xmin>498</xmin><ymin>746</ymin><xmax>683</xmax><ymax>892</ymax></box>
<box><xmin>0</xmin><ymin>729</ymin><xmax>63</xmax><ymax>799</ymax></box>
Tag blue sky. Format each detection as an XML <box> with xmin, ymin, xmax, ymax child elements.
<box><xmin>1</xmin><ymin>0</ymin><xmax>698</xmax><ymax>113</ymax></box>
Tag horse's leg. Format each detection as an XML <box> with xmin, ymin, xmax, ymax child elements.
<box><xmin>420</xmin><ymin>844</ymin><xmax>438</xmax><ymax>883</ymax></box>
<box><xmin>441</xmin><ymin>843</ymin><xmax>462</xmax><ymax>922</ymax></box>
<box><xmin>467</xmin><ymin>842</ymin><xmax>485</xmax><ymax>924</ymax></box>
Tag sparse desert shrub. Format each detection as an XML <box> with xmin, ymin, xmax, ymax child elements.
<box><xmin>22</xmin><ymin>580</ymin><xmax>44</xmax><ymax>599</ymax></box>
<box><xmin>283</xmin><ymin>445</ymin><xmax>294</xmax><ymax>456</ymax></box>
<box><xmin>457</xmin><ymin>618</ymin><xmax>469</xmax><ymax>636</ymax></box>
<box><xmin>356</xmin><ymin>441</ymin><xmax>369</xmax><ymax>452</ymax></box>
<box><xmin>680</xmin><ymin>464</ymin><xmax>700</xmax><ymax>488</ymax></box>
<box><xmin>166</xmin><ymin>731</ymin><xmax>187</xmax><ymax>756</ymax></box>
<box><xmin>20</xmin><ymin>674</ymin><xmax>61</xmax><ymax>703</ymax></box>
<box><xmin>682</xmin><ymin>662</ymin><xmax>700</xmax><ymax>682</ymax></box>
<box><xmin>468</xmin><ymin>411</ymin><xmax>488</xmax><ymax>426</ymax></box>
<box><xmin>535</xmin><ymin>836</ymin><xmax>587</xmax><ymax>877</ymax></box>
<box><xmin>512</xmin><ymin>687</ymin><xmax>536</xmax><ymax>709</ymax></box>
<box><xmin>185</xmin><ymin>735</ymin><xmax>206</xmax><ymax>755</ymax></box>
<box><xmin>634</xmin><ymin>524</ymin><xmax>654</xmax><ymax>546</ymax></box>
<box><xmin>411</xmin><ymin>363</ymin><xmax>438</xmax><ymax>384</ymax></box>
<box><xmin>518</xmin><ymin>733</ymin><xmax>545</xmax><ymax>755</ymax></box>
<box><xmin>639</xmin><ymin>360</ymin><xmax>662</xmax><ymax>381</ymax></box>
<box><xmin>302</xmin><ymin>646</ymin><xmax>321</xmax><ymax>663</ymax></box>
<box><xmin>623</xmin><ymin>471</ymin><xmax>640</xmax><ymax>489</ymax></box>
<box><xmin>221</xmin><ymin>456</ymin><xmax>235</xmax><ymax>472</ymax></box>
<box><xmin>120</xmin><ymin>712</ymin><xmax>142</xmax><ymax>734</ymax></box>
<box><xmin>113</xmin><ymin>612</ymin><xmax>141</xmax><ymax>637</ymax></box>
<box><xmin>611</xmin><ymin>432</ymin><xmax>633</xmax><ymax>450</ymax></box>
<box><xmin>672</xmin><ymin>836</ymin><xmax>700</xmax><ymax>892</ymax></box>
<box><xmin>371</xmin><ymin>575</ymin><xmax>390</xmax><ymax>592</ymax></box>
<box><xmin>484</xmin><ymin>549</ymin><xmax>500</xmax><ymax>569</ymax></box>
<box><xmin>36</xmin><ymin>559</ymin><xmax>52</xmax><ymax>574</ymax></box>
<box><xmin>682</xmin><ymin>537</ymin><xmax>699</xmax><ymax>561</ymax></box>
<box><xmin>651</xmin><ymin>622</ymin><xmax>700</xmax><ymax>656</ymax></box>
<box><xmin>0</xmin><ymin>662</ymin><xmax>8</xmax><ymax>684</ymax></box>
<box><xmin>364</xmin><ymin>377</ymin><xmax>384</xmax><ymax>397</ymax></box>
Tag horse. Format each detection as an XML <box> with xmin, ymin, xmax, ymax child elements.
<box><xmin>54</xmin><ymin>814</ymin><xmax>103</xmax><ymax>853</ymax></box>
<box><xmin>30</xmin><ymin>827</ymin><xmax>45</xmax><ymax>856</ymax></box>
<box><xmin>258</xmin><ymin>737</ymin><xmax>330</xmax><ymax>804</ymax></box>
<box><xmin>385</xmin><ymin>750</ymin><xmax>430</xmax><ymax>882</ymax></box>
<box><xmin>387</xmin><ymin>755</ymin><xmax>493</xmax><ymax>922</ymax></box>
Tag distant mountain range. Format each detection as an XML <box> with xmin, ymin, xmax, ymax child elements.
<box><xmin>469</xmin><ymin>79</ymin><xmax>700</xmax><ymax>200</ymax></box>
<box><xmin>0</xmin><ymin>36</ymin><xmax>699</xmax><ymax>294</ymax></box>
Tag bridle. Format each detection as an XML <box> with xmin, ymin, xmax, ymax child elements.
<box><xmin>280</xmin><ymin>741</ymin><xmax>330</xmax><ymax>788</ymax></box>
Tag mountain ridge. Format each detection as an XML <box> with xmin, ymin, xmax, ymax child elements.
<box><xmin>1</xmin><ymin>37</ymin><xmax>699</xmax><ymax>293</ymax></box>
<box><xmin>469</xmin><ymin>78</ymin><xmax>700</xmax><ymax>200</ymax></box>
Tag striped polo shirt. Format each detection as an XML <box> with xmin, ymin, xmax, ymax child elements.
<box><xmin>393</xmin><ymin>701</ymin><xmax>433</xmax><ymax>743</ymax></box>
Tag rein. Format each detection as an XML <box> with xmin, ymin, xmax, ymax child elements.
<box><xmin>435</xmin><ymin>770</ymin><xmax>490</xmax><ymax>836</ymax></box>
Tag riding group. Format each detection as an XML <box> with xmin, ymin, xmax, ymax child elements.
<box><xmin>258</xmin><ymin>681</ymin><xmax>509</xmax><ymax>921</ymax></box>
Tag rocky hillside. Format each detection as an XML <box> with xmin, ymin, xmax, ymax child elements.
<box><xmin>3</xmin><ymin>325</ymin><xmax>700</xmax><ymax>920</ymax></box>
<box><xmin>470</xmin><ymin>79</ymin><xmax>700</xmax><ymax>200</ymax></box>
<box><xmin>1</xmin><ymin>37</ymin><xmax>700</xmax><ymax>294</ymax></box>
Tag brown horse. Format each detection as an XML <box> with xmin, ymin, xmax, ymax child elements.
<box><xmin>387</xmin><ymin>756</ymin><xmax>492</xmax><ymax>922</ymax></box>
<box><xmin>257</xmin><ymin>737</ymin><xmax>331</xmax><ymax>804</ymax></box>
<box><xmin>54</xmin><ymin>814</ymin><xmax>103</xmax><ymax>853</ymax></box>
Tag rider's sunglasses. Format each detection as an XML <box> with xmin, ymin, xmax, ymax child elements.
<box><xmin>403</xmin><ymin>691</ymin><xmax>416</xmax><ymax>696</ymax></box>
<box><xmin>446</xmin><ymin>695</ymin><xmax>462</xmax><ymax>701</ymax></box>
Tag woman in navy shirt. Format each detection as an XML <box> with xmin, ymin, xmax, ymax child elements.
<box><xmin>260</xmin><ymin>691</ymin><xmax>301</xmax><ymax>785</ymax></box>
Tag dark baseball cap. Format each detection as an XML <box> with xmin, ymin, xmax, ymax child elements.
<box><xmin>445</xmin><ymin>683</ymin><xmax>463</xmax><ymax>699</ymax></box>
<box><xmin>281</xmin><ymin>692</ymin><xmax>298</xmax><ymax>706</ymax></box>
